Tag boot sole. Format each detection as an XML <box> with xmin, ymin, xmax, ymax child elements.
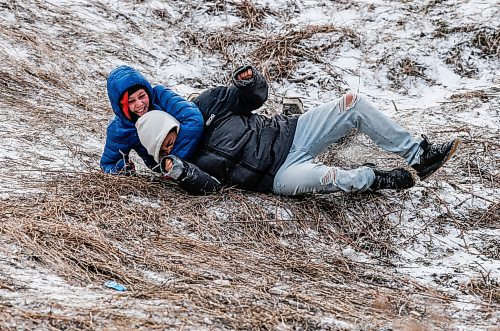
<box><xmin>419</xmin><ymin>138</ymin><xmax>461</xmax><ymax>180</ymax></box>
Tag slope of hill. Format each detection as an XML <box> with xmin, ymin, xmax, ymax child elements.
<box><xmin>0</xmin><ymin>0</ymin><xmax>498</xmax><ymax>329</ymax></box>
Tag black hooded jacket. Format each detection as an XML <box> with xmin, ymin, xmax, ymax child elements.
<box><xmin>173</xmin><ymin>66</ymin><xmax>298</xmax><ymax>194</ymax></box>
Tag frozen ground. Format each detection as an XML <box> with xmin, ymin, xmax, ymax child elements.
<box><xmin>0</xmin><ymin>0</ymin><xmax>498</xmax><ymax>330</ymax></box>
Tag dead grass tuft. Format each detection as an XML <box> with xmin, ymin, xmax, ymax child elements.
<box><xmin>236</xmin><ymin>0</ymin><xmax>269</xmax><ymax>29</ymax></box>
<box><xmin>433</xmin><ymin>23</ymin><xmax>478</xmax><ymax>38</ymax></box>
<box><xmin>0</xmin><ymin>305</ymin><xmax>92</xmax><ymax>330</ymax></box>
<box><xmin>473</xmin><ymin>28</ymin><xmax>500</xmax><ymax>58</ymax></box>
<box><xmin>466</xmin><ymin>203</ymin><xmax>500</xmax><ymax>230</ymax></box>
<box><xmin>441</xmin><ymin>26</ymin><xmax>499</xmax><ymax>77</ymax></box>
<box><xmin>420</xmin><ymin>0</ymin><xmax>446</xmax><ymax>14</ymax></box>
<box><xmin>459</xmin><ymin>272</ymin><xmax>500</xmax><ymax>305</ymax></box>
<box><xmin>387</xmin><ymin>57</ymin><xmax>435</xmax><ymax>91</ymax></box>
<box><xmin>184</xmin><ymin>24</ymin><xmax>359</xmax><ymax>80</ymax></box>
<box><xmin>445</xmin><ymin>45</ymin><xmax>479</xmax><ymax>78</ymax></box>
<box><xmin>402</xmin><ymin>319</ymin><xmax>429</xmax><ymax>331</ymax></box>
<box><xmin>450</xmin><ymin>89</ymin><xmax>496</xmax><ymax>102</ymax></box>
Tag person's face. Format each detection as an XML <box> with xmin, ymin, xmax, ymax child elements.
<box><xmin>128</xmin><ymin>89</ymin><xmax>150</xmax><ymax>117</ymax></box>
<box><xmin>159</xmin><ymin>129</ymin><xmax>178</xmax><ymax>160</ymax></box>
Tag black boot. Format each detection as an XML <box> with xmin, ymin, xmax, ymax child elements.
<box><xmin>370</xmin><ymin>167</ymin><xmax>415</xmax><ymax>191</ymax></box>
<box><xmin>412</xmin><ymin>135</ymin><xmax>461</xmax><ymax>180</ymax></box>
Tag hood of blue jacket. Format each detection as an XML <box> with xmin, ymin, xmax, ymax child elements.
<box><xmin>107</xmin><ymin>65</ymin><xmax>154</xmax><ymax>120</ymax></box>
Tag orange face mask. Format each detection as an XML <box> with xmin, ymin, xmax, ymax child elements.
<box><xmin>121</xmin><ymin>92</ymin><xmax>131</xmax><ymax>120</ymax></box>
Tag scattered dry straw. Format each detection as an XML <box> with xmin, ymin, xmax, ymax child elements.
<box><xmin>184</xmin><ymin>24</ymin><xmax>359</xmax><ymax>80</ymax></box>
<box><xmin>0</xmin><ymin>172</ymin><xmax>461</xmax><ymax>329</ymax></box>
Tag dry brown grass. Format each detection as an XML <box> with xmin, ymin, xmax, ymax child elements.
<box><xmin>387</xmin><ymin>57</ymin><xmax>436</xmax><ymax>91</ymax></box>
<box><xmin>0</xmin><ymin>307</ymin><xmax>90</xmax><ymax>330</ymax></box>
<box><xmin>0</xmin><ymin>172</ymin><xmax>465</xmax><ymax>329</ymax></box>
<box><xmin>236</xmin><ymin>0</ymin><xmax>269</xmax><ymax>29</ymax></box>
<box><xmin>184</xmin><ymin>24</ymin><xmax>359</xmax><ymax>81</ymax></box>
<box><xmin>439</xmin><ymin>25</ymin><xmax>500</xmax><ymax>77</ymax></box>
<box><xmin>473</xmin><ymin>28</ymin><xmax>500</xmax><ymax>58</ymax></box>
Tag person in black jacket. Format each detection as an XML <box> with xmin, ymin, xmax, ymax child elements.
<box><xmin>136</xmin><ymin>66</ymin><xmax>460</xmax><ymax>195</ymax></box>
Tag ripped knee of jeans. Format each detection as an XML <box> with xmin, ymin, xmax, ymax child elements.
<box><xmin>338</xmin><ymin>92</ymin><xmax>360</xmax><ymax>112</ymax></box>
<box><xmin>320</xmin><ymin>168</ymin><xmax>337</xmax><ymax>186</ymax></box>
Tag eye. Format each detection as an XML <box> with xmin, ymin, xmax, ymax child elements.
<box><xmin>162</xmin><ymin>141</ymin><xmax>172</xmax><ymax>150</ymax></box>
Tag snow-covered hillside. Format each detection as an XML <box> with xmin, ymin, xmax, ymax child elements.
<box><xmin>0</xmin><ymin>0</ymin><xmax>498</xmax><ymax>330</ymax></box>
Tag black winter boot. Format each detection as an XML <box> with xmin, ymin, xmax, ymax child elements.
<box><xmin>412</xmin><ymin>135</ymin><xmax>461</xmax><ymax>180</ymax></box>
<box><xmin>369</xmin><ymin>167</ymin><xmax>415</xmax><ymax>191</ymax></box>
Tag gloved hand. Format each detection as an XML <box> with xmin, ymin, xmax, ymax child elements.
<box><xmin>233</xmin><ymin>65</ymin><xmax>257</xmax><ymax>86</ymax></box>
<box><xmin>160</xmin><ymin>155</ymin><xmax>185</xmax><ymax>180</ymax></box>
<box><xmin>160</xmin><ymin>158</ymin><xmax>174</xmax><ymax>181</ymax></box>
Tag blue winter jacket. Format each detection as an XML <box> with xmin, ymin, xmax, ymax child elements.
<box><xmin>100</xmin><ymin>66</ymin><xmax>204</xmax><ymax>174</ymax></box>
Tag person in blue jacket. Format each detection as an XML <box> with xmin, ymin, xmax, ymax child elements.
<box><xmin>100</xmin><ymin>65</ymin><xmax>204</xmax><ymax>174</ymax></box>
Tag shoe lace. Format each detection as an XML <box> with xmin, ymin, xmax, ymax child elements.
<box><xmin>420</xmin><ymin>134</ymin><xmax>431</xmax><ymax>151</ymax></box>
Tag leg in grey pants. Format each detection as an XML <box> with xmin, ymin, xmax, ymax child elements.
<box><xmin>273</xmin><ymin>93</ymin><xmax>422</xmax><ymax>195</ymax></box>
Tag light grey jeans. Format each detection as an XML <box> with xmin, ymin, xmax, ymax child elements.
<box><xmin>273</xmin><ymin>94</ymin><xmax>422</xmax><ymax>195</ymax></box>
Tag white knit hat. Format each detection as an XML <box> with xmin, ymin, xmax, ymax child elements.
<box><xmin>135</xmin><ymin>110</ymin><xmax>180</xmax><ymax>163</ymax></box>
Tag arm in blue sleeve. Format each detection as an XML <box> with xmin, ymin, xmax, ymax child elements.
<box><xmin>153</xmin><ymin>86</ymin><xmax>204</xmax><ymax>160</ymax></box>
<box><xmin>100</xmin><ymin>119</ymin><xmax>136</xmax><ymax>175</ymax></box>
<box><xmin>100</xmin><ymin>137</ymin><xmax>134</xmax><ymax>175</ymax></box>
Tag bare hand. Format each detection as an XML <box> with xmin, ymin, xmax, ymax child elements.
<box><xmin>237</xmin><ymin>68</ymin><xmax>253</xmax><ymax>80</ymax></box>
<box><xmin>163</xmin><ymin>158</ymin><xmax>173</xmax><ymax>172</ymax></box>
